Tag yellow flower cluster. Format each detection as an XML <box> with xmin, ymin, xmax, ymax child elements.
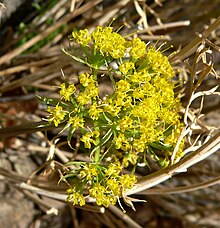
<box><xmin>92</xmin><ymin>26</ymin><xmax>127</xmax><ymax>59</ymax></box>
<box><xmin>45</xmin><ymin>25</ymin><xmax>185</xmax><ymax>208</ymax></box>
<box><xmin>77</xmin><ymin>73</ymin><xmax>99</xmax><ymax>105</ymax></box>
<box><xmin>80</xmin><ymin>131</ymin><xmax>100</xmax><ymax>149</ymax></box>
<box><xmin>72</xmin><ymin>29</ymin><xmax>91</xmax><ymax>46</ymax></box>
<box><xmin>68</xmin><ymin>116</ymin><xmax>84</xmax><ymax>129</ymax></box>
<box><xmin>47</xmin><ymin>105</ymin><xmax>66</xmax><ymax>127</ymax></box>
<box><xmin>66</xmin><ymin>162</ymin><xmax>137</xmax><ymax>207</ymax></box>
<box><xmin>72</xmin><ymin>27</ymin><xmax>147</xmax><ymax>60</ymax></box>
<box><xmin>130</xmin><ymin>38</ymin><xmax>146</xmax><ymax>59</ymax></box>
<box><xmin>147</xmin><ymin>46</ymin><xmax>175</xmax><ymax>79</ymax></box>
<box><xmin>66</xmin><ymin>188</ymin><xmax>85</xmax><ymax>206</ymax></box>
<box><xmin>60</xmin><ymin>83</ymin><xmax>76</xmax><ymax>101</ymax></box>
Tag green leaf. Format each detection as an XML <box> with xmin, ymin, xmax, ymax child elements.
<box><xmin>100</xmin><ymin>128</ymin><xmax>113</xmax><ymax>146</ymax></box>
<box><xmin>61</xmin><ymin>173</ymin><xmax>77</xmax><ymax>180</ymax></box>
<box><xmin>91</xmin><ymin>50</ymin><xmax>106</xmax><ymax>69</ymax></box>
<box><xmin>65</xmin><ymin>161</ymin><xmax>86</xmax><ymax>166</ymax></box>
<box><xmin>36</xmin><ymin>94</ymin><xmax>59</xmax><ymax>105</ymax></box>
<box><xmin>59</xmin><ymin>122</ymin><xmax>71</xmax><ymax>134</ymax></box>
<box><xmin>61</xmin><ymin>45</ymin><xmax>92</xmax><ymax>67</ymax></box>
<box><xmin>148</xmin><ymin>146</ymin><xmax>160</xmax><ymax>162</ymax></box>
<box><xmin>137</xmin><ymin>58</ymin><xmax>150</xmax><ymax>71</ymax></box>
<box><xmin>163</xmin><ymin>125</ymin><xmax>173</xmax><ymax>138</ymax></box>
<box><xmin>37</xmin><ymin>94</ymin><xmax>71</xmax><ymax>109</ymax></box>
<box><xmin>149</xmin><ymin>141</ymin><xmax>173</xmax><ymax>151</ymax></box>
<box><xmin>67</xmin><ymin>126</ymin><xmax>76</xmax><ymax>149</ymax></box>
<box><xmin>90</xmin><ymin>128</ymin><xmax>113</xmax><ymax>156</ymax></box>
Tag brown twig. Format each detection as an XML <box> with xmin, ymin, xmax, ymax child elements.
<box><xmin>137</xmin><ymin>174</ymin><xmax>220</xmax><ymax>195</ymax></box>
<box><xmin>127</xmin><ymin>131</ymin><xmax>220</xmax><ymax>195</ymax></box>
<box><xmin>0</xmin><ymin>0</ymin><xmax>102</xmax><ymax>65</ymax></box>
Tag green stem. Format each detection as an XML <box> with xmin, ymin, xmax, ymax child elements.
<box><xmin>94</xmin><ymin>123</ymin><xmax>100</xmax><ymax>163</ymax></box>
<box><xmin>92</xmin><ymin>68</ymin><xmax>98</xmax><ymax>80</ymax></box>
<box><xmin>92</xmin><ymin>68</ymin><xmax>100</xmax><ymax>163</ymax></box>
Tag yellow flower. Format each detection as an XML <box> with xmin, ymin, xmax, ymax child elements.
<box><xmin>77</xmin><ymin>82</ymin><xmax>99</xmax><ymax>105</ymax></box>
<box><xmin>80</xmin><ymin>131</ymin><xmax>100</xmax><ymax>149</ymax></box>
<box><xmin>67</xmin><ymin>190</ymin><xmax>86</xmax><ymax>206</ymax></box>
<box><xmin>147</xmin><ymin>46</ymin><xmax>174</xmax><ymax>78</ymax></box>
<box><xmin>88</xmin><ymin>103</ymin><xmax>102</xmax><ymax>120</ymax></box>
<box><xmin>92</xmin><ymin>26</ymin><xmax>126</xmax><ymax>59</ymax></box>
<box><xmin>120</xmin><ymin>174</ymin><xmax>137</xmax><ymax>189</ymax></box>
<box><xmin>72</xmin><ymin>29</ymin><xmax>91</xmax><ymax>46</ymax></box>
<box><xmin>129</xmin><ymin>70</ymin><xmax>151</xmax><ymax>83</ymax></box>
<box><xmin>107</xmin><ymin>178</ymin><xmax>121</xmax><ymax>196</ymax></box>
<box><xmin>47</xmin><ymin>105</ymin><xmax>66</xmax><ymax>127</ymax></box>
<box><xmin>80</xmin><ymin>163</ymin><xmax>98</xmax><ymax>180</ymax></box>
<box><xmin>68</xmin><ymin>116</ymin><xmax>84</xmax><ymax>128</ymax></box>
<box><xmin>114</xmin><ymin>133</ymin><xmax>131</xmax><ymax>151</ymax></box>
<box><xmin>123</xmin><ymin>151</ymin><xmax>138</xmax><ymax>167</ymax></box>
<box><xmin>119</xmin><ymin>62</ymin><xmax>135</xmax><ymax>75</ymax></box>
<box><xmin>109</xmin><ymin>33</ymin><xmax>126</xmax><ymax>59</ymax></box>
<box><xmin>132</xmin><ymin>87</ymin><xmax>145</xmax><ymax>99</ymax></box>
<box><xmin>119</xmin><ymin>116</ymin><xmax>133</xmax><ymax>131</ymax></box>
<box><xmin>116</xmin><ymin>80</ymin><xmax>131</xmax><ymax>92</ymax></box>
<box><xmin>77</xmin><ymin>92</ymin><xmax>91</xmax><ymax>105</ymax></box>
<box><xmin>89</xmin><ymin>183</ymin><xmax>117</xmax><ymax>207</ymax></box>
<box><xmin>79</xmin><ymin>72</ymin><xmax>94</xmax><ymax>87</ymax></box>
<box><xmin>114</xmin><ymin>92</ymin><xmax>128</xmax><ymax>107</ymax></box>
<box><xmin>104</xmin><ymin>161</ymin><xmax>122</xmax><ymax>177</ymax></box>
<box><xmin>140</xmin><ymin>125</ymin><xmax>161</xmax><ymax>143</ymax></box>
<box><xmin>130</xmin><ymin>38</ymin><xmax>146</xmax><ymax>59</ymax></box>
<box><xmin>103</xmin><ymin>99</ymin><xmax>121</xmax><ymax>116</ymax></box>
<box><xmin>133</xmin><ymin>138</ymin><xmax>146</xmax><ymax>152</ymax></box>
<box><xmin>85</xmin><ymin>83</ymin><xmax>99</xmax><ymax>98</ymax></box>
<box><xmin>60</xmin><ymin>83</ymin><xmax>76</xmax><ymax>101</ymax></box>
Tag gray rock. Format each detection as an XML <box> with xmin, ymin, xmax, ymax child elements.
<box><xmin>1</xmin><ymin>0</ymin><xmax>26</xmax><ymax>23</ymax></box>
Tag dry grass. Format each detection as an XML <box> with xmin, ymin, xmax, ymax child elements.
<box><xmin>0</xmin><ymin>0</ymin><xmax>220</xmax><ymax>227</ymax></box>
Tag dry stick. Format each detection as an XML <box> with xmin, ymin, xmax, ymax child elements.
<box><xmin>0</xmin><ymin>57</ymin><xmax>58</xmax><ymax>76</ymax></box>
<box><xmin>18</xmin><ymin>188</ymin><xmax>59</xmax><ymax>215</ymax></box>
<box><xmin>108</xmin><ymin>205</ymin><xmax>142</xmax><ymax>228</ymax></box>
<box><xmin>2</xmin><ymin>134</ymin><xmax>220</xmax><ymax>209</ymax></box>
<box><xmin>70</xmin><ymin>0</ymin><xmax>76</xmax><ymax>13</ymax></box>
<box><xmin>35</xmin><ymin>0</ymin><xmax>69</xmax><ymax>26</ymax></box>
<box><xmin>170</xmin><ymin>15</ymin><xmax>220</xmax><ymax>63</ymax></box>
<box><xmin>18</xmin><ymin>182</ymin><xmax>106</xmax><ymax>213</ymax></box>
<box><xmin>0</xmin><ymin>121</ymin><xmax>60</xmax><ymax>138</ymax></box>
<box><xmin>139</xmin><ymin>20</ymin><xmax>191</xmax><ymax>33</ymax></box>
<box><xmin>70</xmin><ymin>207</ymin><xmax>80</xmax><ymax>228</ymax></box>
<box><xmin>19</xmin><ymin>182</ymin><xmax>86</xmax><ymax>202</ymax></box>
<box><xmin>101</xmin><ymin>210</ymin><xmax>119</xmax><ymax>228</ymax></box>
<box><xmin>139</xmin><ymin>34</ymin><xmax>171</xmax><ymax>41</ymax></box>
<box><xmin>0</xmin><ymin>167</ymin><xmax>28</xmax><ymax>182</ymax></box>
<box><xmin>137</xmin><ymin>174</ymin><xmax>220</xmax><ymax>195</ymax></box>
<box><xmin>0</xmin><ymin>0</ymin><xmax>102</xmax><ymax>65</ymax></box>
<box><xmin>127</xmin><ymin>131</ymin><xmax>220</xmax><ymax>195</ymax></box>
<box><xmin>0</xmin><ymin>56</ymin><xmax>72</xmax><ymax>92</ymax></box>
<box><xmin>91</xmin><ymin>0</ymin><xmax>132</xmax><ymax>26</ymax></box>
<box><xmin>92</xmin><ymin>212</ymin><xmax>113</xmax><ymax>228</ymax></box>
<box><xmin>134</xmin><ymin>0</ymin><xmax>148</xmax><ymax>30</ymax></box>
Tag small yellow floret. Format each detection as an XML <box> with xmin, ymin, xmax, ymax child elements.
<box><xmin>72</xmin><ymin>29</ymin><xmax>91</xmax><ymax>46</ymax></box>
<box><xmin>79</xmin><ymin>73</ymin><xmax>94</xmax><ymax>87</ymax></box>
<box><xmin>119</xmin><ymin>62</ymin><xmax>135</xmax><ymax>75</ymax></box>
<box><xmin>60</xmin><ymin>83</ymin><xmax>76</xmax><ymax>101</ymax></box>
<box><xmin>130</xmin><ymin>38</ymin><xmax>146</xmax><ymax>59</ymax></box>
<box><xmin>68</xmin><ymin>116</ymin><xmax>84</xmax><ymax>128</ymax></box>
<box><xmin>47</xmin><ymin>105</ymin><xmax>66</xmax><ymax>127</ymax></box>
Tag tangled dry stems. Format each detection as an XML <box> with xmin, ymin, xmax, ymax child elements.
<box><xmin>0</xmin><ymin>0</ymin><xmax>220</xmax><ymax>227</ymax></box>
